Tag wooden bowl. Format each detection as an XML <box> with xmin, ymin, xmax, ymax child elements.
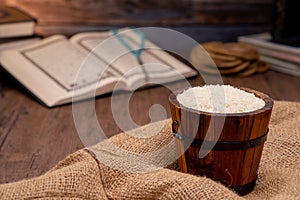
<box><xmin>169</xmin><ymin>87</ymin><xmax>273</xmax><ymax>195</ymax></box>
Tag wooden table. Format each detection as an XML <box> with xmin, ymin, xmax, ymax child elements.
<box><xmin>0</xmin><ymin>68</ymin><xmax>299</xmax><ymax>184</ymax></box>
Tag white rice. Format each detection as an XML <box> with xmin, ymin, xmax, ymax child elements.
<box><xmin>176</xmin><ymin>85</ymin><xmax>265</xmax><ymax>113</ymax></box>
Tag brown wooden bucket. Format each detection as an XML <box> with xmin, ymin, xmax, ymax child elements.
<box><xmin>169</xmin><ymin>87</ymin><xmax>273</xmax><ymax>195</ymax></box>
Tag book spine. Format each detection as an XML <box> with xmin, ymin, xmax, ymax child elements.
<box><xmin>257</xmin><ymin>48</ymin><xmax>300</xmax><ymax>65</ymax></box>
<box><xmin>268</xmin><ymin>63</ymin><xmax>300</xmax><ymax>77</ymax></box>
<box><xmin>238</xmin><ymin>35</ymin><xmax>300</xmax><ymax>56</ymax></box>
<box><xmin>260</xmin><ymin>55</ymin><xmax>300</xmax><ymax>75</ymax></box>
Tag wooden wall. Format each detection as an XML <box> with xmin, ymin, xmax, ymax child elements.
<box><xmin>0</xmin><ymin>0</ymin><xmax>273</xmax><ymax>41</ymax></box>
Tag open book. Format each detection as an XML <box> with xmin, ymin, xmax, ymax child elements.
<box><xmin>0</xmin><ymin>28</ymin><xmax>197</xmax><ymax>107</ymax></box>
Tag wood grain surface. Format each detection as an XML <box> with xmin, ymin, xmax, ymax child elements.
<box><xmin>0</xmin><ymin>68</ymin><xmax>299</xmax><ymax>184</ymax></box>
<box><xmin>0</xmin><ymin>0</ymin><xmax>272</xmax><ymax>26</ymax></box>
<box><xmin>169</xmin><ymin>88</ymin><xmax>273</xmax><ymax>195</ymax></box>
<box><xmin>0</xmin><ymin>0</ymin><xmax>272</xmax><ymax>41</ymax></box>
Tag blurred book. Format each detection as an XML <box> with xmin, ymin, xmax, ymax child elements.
<box><xmin>238</xmin><ymin>33</ymin><xmax>300</xmax><ymax>77</ymax></box>
<box><xmin>0</xmin><ymin>36</ymin><xmax>40</xmax><ymax>51</ymax></box>
<box><xmin>0</xmin><ymin>6</ymin><xmax>36</xmax><ymax>38</ymax></box>
<box><xmin>0</xmin><ymin>28</ymin><xmax>197</xmax><ymax>107</ymax></box>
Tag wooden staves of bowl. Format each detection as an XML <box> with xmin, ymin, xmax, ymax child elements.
<box><xmin>169</xmin><ymin>87</ymin><xmax>273</xmax><ymax>195</ymax></box>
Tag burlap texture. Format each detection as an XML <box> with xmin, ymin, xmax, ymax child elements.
<box><xmin>0</xmin><ymin>101</ymin><xmax>299</xmax><ymax>199</ymax></box>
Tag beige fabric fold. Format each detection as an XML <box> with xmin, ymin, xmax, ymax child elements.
<box><xmin>0</xmin><ymin>101</ymin><xmax>299</xmax><ymax>199</ymax></box>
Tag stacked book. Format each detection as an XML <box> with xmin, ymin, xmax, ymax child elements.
<box><xmin>238</xmin><ymin>33</ymin><xmax>300</xmax><ymax>77</ymax></box>
<box><xmin>0</xmin><ymin>6</ymin><xmax>39</xmax><ymax>51</ymax></box>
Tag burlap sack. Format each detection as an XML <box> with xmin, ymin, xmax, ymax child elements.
<box><xmin>0</xmin><ymin>101</ymin><xmax>299</xmax><ymax>199</ymax></box>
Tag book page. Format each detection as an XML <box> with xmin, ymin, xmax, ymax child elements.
<box><xmin>70</xmin><ymin>29</ymin><xmax>197</xmax><ymax>90</ymax></box>
<box><xmin>21</xmin><ymin>35</ymin><xmax>118</xmax><ymax>91</ymax></box>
